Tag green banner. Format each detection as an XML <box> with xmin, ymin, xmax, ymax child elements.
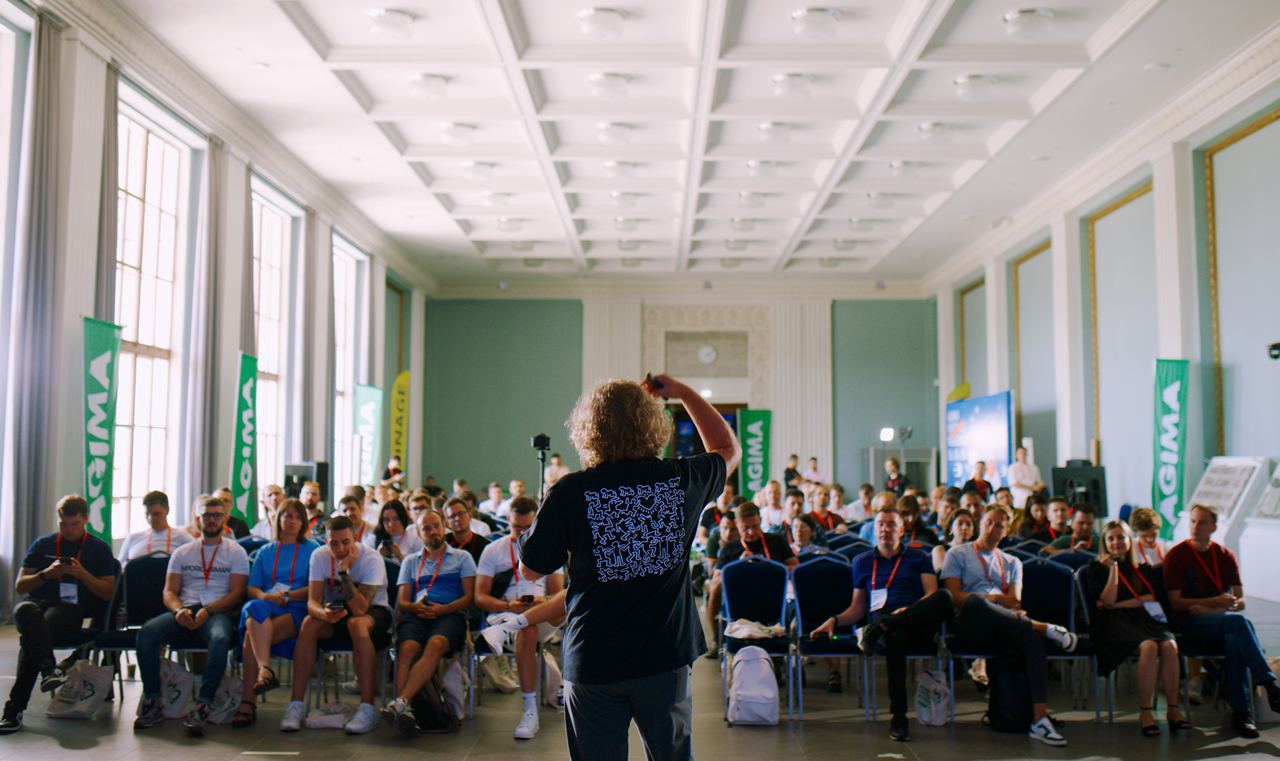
<box><xmin>389</xmin><ymin>371</ymin><xmax>410</xmax><ymax>468</ymax></box>
<box><xmin>1151</xmin><ymin>359</ymin><xmax>1190</xmax><ymax>540</ymax></box>
<box><xmin>355</xmin><ymin>383</ymin><xmax>384</xmax><ymax>485</ymax></box>
<box><xmin>82</xmin><ymin>318</ymin><xmax>123</xmax><ymax>541</ymax></box>
<box><xmin>737</xmin><ymin>409</ymin><xmax>771</xmax><ymax>497</ymax></box>
<box><xmin>230</xmin><ymin>353</ymin><xmax>258</xmax><ymax>525</ymax></box>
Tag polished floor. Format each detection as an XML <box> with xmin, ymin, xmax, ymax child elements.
<box><xmin>1</xmin><ymin>599</ymin><xmax>1279</xmax><ymax>760</ymax></box>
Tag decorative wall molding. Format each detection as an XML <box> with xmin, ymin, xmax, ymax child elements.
<box><xmin>642</xmin><ymin>305</ymin><xmax>771</xmax><ymax>409</ymax></box>
<box><xmin>434</xmin><ymin>279</ymin><xmax>926</xmax><ymax>302</ymax></box>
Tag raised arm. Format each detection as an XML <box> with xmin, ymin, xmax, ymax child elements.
<box><xmin>647</xmin><ymin>374</ymin><xmax>741</xmax><ymax>473</ymax></box>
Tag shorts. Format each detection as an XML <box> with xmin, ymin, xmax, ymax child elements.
<box><xmin>319</xmin><ymin>605</ymin><xmax>393</xmax><ymax>651</ymax></box>
<box><xmin>397</xmin><ymin>612</ymin><xmax>467</xmax><ymax>655</ymax></box>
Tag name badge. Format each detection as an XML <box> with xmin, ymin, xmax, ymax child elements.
<box><xmin>869</xmin><ymin>588</ymin><xmax>888</xmax><ymax>612</ymax></box>
<box><xmin>198</xmin><ymin>589</ymin><xmax>220</xmax><ymax>605</ymax></box>
<box><xmin>267</xmin><ymin>583</ymin><xmax>290</xmax><ymax>596</ymax></box>
<box><xmin>59</xmin><ymin>582</ymin><xmax>78</xmax><ymax>604</ymax></box>
<box><xmin>1142</xmin><ymin>600</ymin><xmax>1168</xmax><ymax>623</ymax></box>
<box><xmin>415</xmin><ymin>587</ymin><xmax>431</xmax><ymax>604</ymax></box>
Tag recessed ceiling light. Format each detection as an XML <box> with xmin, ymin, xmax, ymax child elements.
<box><xmin>757</xmin><ymin>122</ymin><xmax>791</xmax><ymax>144</ymax></box>
<box><xmin>511</xmin><ymin>240</ymin><xmax>534</xmax><ymax>252</ymax></box>
<box><xmin>604</xmin><ymin>160</ymin><xmax>634</xmax><ymax>178</ymax></box>
<box><xmin>1143</xmin><ymin>61</ymin><xmax>1171</xmax><ymax>72</ymax></box>
<box><xmin>833</xmin><ymin>239</ymin><xmax>857</xmax><ymax>251</ymax></box>
<box><xmin>1030</xmin><ymin>154</ymin><xmax>1050</xmax><ymax>162</ymax></box>
<box><xmin>772</xmin><ymin>73</ymin><xmax>813</xmax><ymax>98</ymax></box>
<box><xmin>917</xmin><ymin>121</ymin><xmax>946</xmax><ymax>142</ymax></box>
<box><xmin>866</xmin><ymin>192</ymin><xmax>892</xmax><ymax>209</ymax></box>
<box><xmin>522</xmin><ymin>258</ymin><xmax>544</xmax><ymax>268</ymax></box>
<box><xmin>481</xmin><ymin>191</ymin><xmax>510</xmax><ymax>207</ymax></box>
<box><xmin>407</xmin><ymin>73</ymin><xmax>448</xmax><ymax>99</ymax></box>
<box><xmin>818</xmin><ymin>257</ymin><xmax>841</xmax><ymax>269</ymax></box>
<box><xmin>497</xmin><ymin>216</ymin><xmax>522</xmax><ymax>232</ymax></box>
<box><xmin>720</xmin><ymin>257</ymin><xmax>741</xmax><ymax>268</ymax></box>
<box><xmin>614</xmin><ymin>217</ymin><xmax>638</xmax><ymax>232</ymax></box>
<box><xmin>588</xmin><ymin>72</ymin><xmax>630</xmax><ymax>99</ymax></box>
<box><xmin>596</xmin><ymin>121</ymin><xmax>631</xmax><ymax>145</ymax></box>
<box><xmin>848</xmin><ymin>217</ymin><xmax>871</xmax><ymax>232</ymax></box>
<box><xmin>578</xmin><ymin>7</ymin><xmax>625</xmax><ymax>39</ymax></box>
<box><xmin>368</xmin><ymin>8</ymin><xmax>415</xmax><ymax>39</ymax></box>
<box><xmin>439</xmin><ymin>122</ymin><xmax>475</xmax><ymax>145</ymax></box>
<box><xmin>617</xmin><ymin>239</ymin><xmax>641</xmax><ymax>252</ymax></box>
<box><xmin>738</xmin><ymin>191</ymin><xmax>764</xmax><ymax>208</ymax></box>
<box><xmin>729</xmin><ymin>218</ymin><xmax>755</xmax><ymax>232</ymax></box>
<box><xmin>745</xmin><ymin>160</ymin><xmax>776</xmax><ymax>179</ymax></box>
<box><xmin>725</xmin><ymin>239</ymin><xmax>748</xmax><ymax>252</ymax></box>
<box><xmin>790</xmin><ymin>7</ymin><xmax>842</xmax><ymax>39</ymax></box>
<box><xmin>888</xmin><ymin>160</ymin><xmax>910</xmax><ymax>177</ymax></box>
<box><xmin>953</xmin><ymin>74</ymin><xmax>994</xmax><ymax>101</ymax></box>
<box><xmin>464</xmin><ymin>161</ymin><xmax>495</xmax><ymax>181</ymax></box>
<box><xmin>610</xmin><ymin>191</ymin><xmax>638</xmax><ymax>207</ymax></box>
<box><xmin>1002</xmin><ymin>8</ymin><xmax>1055</xmax><ymax>39</ymax></box>
<box><xmin>620</xmin><ymin>257</ymin><xmax>643</xmax><ymax>268</ymax></box>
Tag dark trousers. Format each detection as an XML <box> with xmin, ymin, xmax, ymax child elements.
<box><xmin>563</xmin><ymin>665</ymin><xmax>693</xmax><ymax>761</ymax></box>
<box><xmin>871</xmin><ymin>589</ymin><xmax>953</xmax><ymax>718</ymax></box>
<box><xmin>1180</xmin><ymin>611</ymin><xmax>1277</xmax><ymax>713</ymax></box>
<box><xmin>952</xmin><ymin>595</ymin><xmax>1049</xmax><ymax>704</ymax></box>
<box><xmin>6</xmin><ymin>599</ymin><xmax>84</xmax><ymax>714</ymax></box>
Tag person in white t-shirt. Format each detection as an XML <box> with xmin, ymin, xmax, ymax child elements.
<box><xmin>339</xmin><ymin>495</ymin><xmax>373</xmax><ymax>545</ymax></box>
<box><xmin>801</xmin><ymin>456</ymin><xmax>827</xmax><ymax>486</ymax></box>
<box><xmin>250</xmin><ymin>484</ymin><xmax>286</xmax><ymax>540</ymax></box>
<box><xmin>133</xmin><ymin>496</ymin><xmax>249</xmax><ymax>737</ymax></box>
<box><xmin>759</xmin><ymin>481</ymin><xmax>787</xmax><ymax>531</ymax></box>
<box><xmin>478</xmin><ymin>481</ymin><xmax>505</xmax><ymax>517</ymax></box>
<box><xmin>119</xmin><ymin>490</ymin><xmax>195</xmax><ymax>562</ymax></box>
<box><xmin>1008</xmin><ymin>447</ymin><xmax>1045</xmax><ymax>509</ymax></box>
<box><xmin>497</xmin><ymin>479</ymin><xmax>526</xmax><ymax>521</ymax></box>
<box><xmin>475</xmin><ymin>496</ymin><xmax>565</xmax><ymax>740</ymax></box>
<box><xmin>1127</xmin><ymin>507</ymin><xmax>1171</xmax><ymax>567</ymax></box>
<box><xmin>281</xmin><ymin>516</ymin><xmax>391</xmax><ymax>735</ymax></box>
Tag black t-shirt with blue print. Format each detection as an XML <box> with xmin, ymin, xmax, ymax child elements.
<box><xmin>521</xmin><ymin>453</ymin><xmax>726</xmax><ymax>684</ymax></box>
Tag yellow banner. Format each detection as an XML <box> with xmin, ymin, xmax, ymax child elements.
<box><xmin>390</xmin><ymin>370</ymin><xmax>410</xmax><ymax>466</ymax></box>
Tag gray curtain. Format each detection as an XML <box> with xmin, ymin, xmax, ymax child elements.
<box><xmin>94</xmin><ymin>63</ymin><xmax>118</xmax><ymax>321</ymax></box>
<box><xmin>9</xmin><ymin>11</ymin><xmax>64</xmax><ymax>593</ymax></box>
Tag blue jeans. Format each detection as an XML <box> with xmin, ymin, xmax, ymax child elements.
<box><xmin>1179</xmin><ymin>612</ymin><xmax>1276</xmax><ymax>713</ymax></box>
<box><xmin>137</xmin><ymin>610</ymin><xmax>235</xmax><ymax>704</ymax></box>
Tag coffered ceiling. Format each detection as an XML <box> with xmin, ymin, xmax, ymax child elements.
<box><xmin>110</xmin><ymin>0</ymin><xmax>1280</xmax><ymax>286</ymax></box>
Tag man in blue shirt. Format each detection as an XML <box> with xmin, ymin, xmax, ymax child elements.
<box><xmin>1</xmin><ymin>496</ymin><xmax>117</xmax><ymax>734</ymax></box>
<box><xmin>811</xmin><ymin>506</ymin><xmax>951</xmax><ymax>742</ymax></box>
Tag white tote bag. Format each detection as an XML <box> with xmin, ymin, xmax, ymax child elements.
<box><xmin>914</xmin><ymin>668</ymin><xmax>950</xmax><ymax>726</ymax></box>
<box><xmin>45</xmin><ymin>660</ymin><xmax>113</xmax><ymax>720</ymax></box>
<box><xmin>159</xmin><ymin>659</ymin><xmax>194</xmax><ymax>719</ymax></box>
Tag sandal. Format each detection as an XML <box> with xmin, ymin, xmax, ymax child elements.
<box><xmin>1166</xmin><ymin>709</ymin><xmax>1192</xmax><ymax>732</ymax></box>
<box><xmin>1139</xmin><ymin>706</ymin><xmax>1159</xmax><ymax>736</ymax></box>
<box><xmin>230</xmin><ymin>700</ymin><xmax>256</xmax><ymax>729</ymax></box>
<box><xmin>253</xmin><ymin>666</ymin><xmax>280</xmax><ymax>695</ymax></box>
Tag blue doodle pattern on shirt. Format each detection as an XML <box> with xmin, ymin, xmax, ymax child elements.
<box><xmin>586</xmin><ymin>476</ymin><xmax>686</xmax><ymax>582</ymax></box>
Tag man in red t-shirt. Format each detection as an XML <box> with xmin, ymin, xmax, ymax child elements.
<box><xmin>1163</xmin><ymin>504</ymin><xmax>1280</xmax><ymax>738</ymax></box>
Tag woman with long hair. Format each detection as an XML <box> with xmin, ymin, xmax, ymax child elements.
<box><xmin>366</xmin><ymin>499</ymin><xmax>423</xmax><ymax>561</ymax></box>
<box><xmin>932</xmin><ymin>508</ymin><xmax>976</xmax><ymax>573</ymax></box>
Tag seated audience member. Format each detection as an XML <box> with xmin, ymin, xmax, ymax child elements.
<box><xmin>382</xmin><ymin>509</ymin><xmax>477</xmax><ymax>735</ymax></box>
<box><xmin>460</xmin><ymin>490</ymin><xmax>497</xmax><ymax>536</ymax></box>
<box><xmin>250</xmin><ymin>484</ymin><xmax>286</xmax><ymax>540</ymax></box>
<box><xmin>299</xmin><ymin>481</ymin><xmax>326</xmax><ymax>542</ymax></box>
<box><xmin>1042</xmin><ymin>504</ymin><xmax>1100</xmax><ymax>556</ymax></box>
<box><xmin>1</xmin><ymin>496</ymin><xmax>117</xmax><ymax>735</ymax></box>
<box><xmin>896</xmin><ymin>495</ymin><xmax>939</xmax><ymax>548</ymax></box>
<box><xmin>841</xmin><ymin>483</ymin><xmax>875</xmax><ymax>523</ymax></box>
<box><xmin>932</xmin><ymin>508</ymin><xmax>976</xmax><ymax>573</ymax></box>
<box><xmin>231</xmin><ymin>499</ymin><xmax>316</xmax><ymax>728</ymax></box>
<box><xmin>423</xmin><ymin>475</ymin><xmax>444</xmax><ymax>498</ymax></box>
<box><xmin>926</xmin><ymin>484</ymin><xmax>948</xmax><ymax>521</ymax></box>
<box><xmin>404</xmin><ymin>490</ymin><xmax>433</xmax><ymax>541</ymax></box>
<box><xmin>445</xmin><ymin>496</ymin><xmax>490</xmax><ymax>563</ymax></box>
<box><xmin>281</xmin><ymin>516</ymin><xmax>391</xmax><ymax>734</ymax></box>
<box><xmin>884</xmin><ymin>457</ymin><xmax>910</xmax><ymax>496</ymax></box>
<box><xmin>941</xmin><ymin>506</ymin><xmax>1078</xmax><ymax>747</ymax></box>
<box><xmin>812</xmin><ymin>506</ymin><xmax>952</xmax><ymax>741</ymax></box>
<box><xmin>702</xmin><ymin>510</ymin><xmax>737</xmax><ymax>659</ymax></box>
<box><xmin>789</xmin><ymin>514</ymin><xmax>824</xmax><ymax>557</ymax></box>
<box><xmin>993</xmin><ymin>486</ymin><xmax>1014</xmax><ymax>509</ymax></box>
<box><xmin>808</xmin><ymin>483</ymin><xmax>846</xmax><ymax>535</ymax></box>
<box><xmin>450</xmin><ymin>478</ymin><xmax>469</xmax><ymax>498</ymax></box>
<box><xmin>380</xmin><ymin>455</ymin><xmax>406</xmax><ymax>490</ymax></box>
<box><xmin>498</xmin><ymin>479</ymin><xmax>527</xmax><ymax>520</ymax></box>
<box><xmin>931</xmin><ymin>494</ymin><xmax>960</xmax><ymax>535</ymax></box>
<box><xmin>339</xmin><ymin>495</ymin><xmax>372</xmax><ymax>544</ymax></box>
<box><xmin>961</xmin><ymin>461</ymin><xmax>993</xmax><ymax>501</ymax></box>
<box><xmin>475</xmin><ymin>496</ymin><xmax>565</xmax><ymax>739</ymax></box>
<box><xmin>759</xmin><ymin>482</ymin><xmax>787</xmax><ymax>531</ymax></box>
<box><xmin>1163</xmin><ymin>503</ymin><xmax>1280</xmax><ymax>738</ymax></box>
<box><xmin>365</xmin><ymin>499</ymin><xmax>423</xmax><ymax>561</ymax></box>
<box><xmin>543</xmin><ymin>452</ymin><xmax>571</xmax><ymax>490</ymax></box>
<box><xmin>1016</xmin><ymin>494</ymin><xmax>1051</xmax><ymax>539</ymax></box>
<box><xmin>959</xmin><ymin>489</ymin><xmax>986</xmax><ymax>521</ymax></box>
<box><xmin>705</xmin><ymin>511</ymin><xmax>737</xmax><ymax>570</ymax></box>
<box><xmin>119</xmin><ymin>490</ymin><xmax>195</xmax><ymax>562</ymax></box>
<box><xmin>134</xmin><ymin>496</ymin><xmax>249</xmax><ymax>736</ymax></box>
<box><xmin>1128</xmin><ymin>507</ymin><xmax>1169</xmax><ymax>567</ymax></box>
<box><xmin>213</xmin><ymin>486</ymin><xmax>251</xmax><ymax>539</ymax></box>
<box><xmin>717</xmin><ymin>502</ymin><xmax>796</xmax><ymax>569</ymax></box>
<box><xmin>858</xmin><ymin>492</ymin><xmax>900</xmax><ymax>542</ymax></box>
<box><xmin>1083</xmin><ymin>520</ymin><xmax>1185</xmax><ymax>736</ymax></box>
<box><xmin>478</xmin><ymin>481</ymin><xmax>505</xmax><ymax>517</ymax></box>
<box><xmin>1028</xmin><ymin>496</ymin><xmax>1071</xmax><ymax>545</ymax></box>
<box><xmin>697</xmin><ymin>483</ymin><xmax>736</xmax><ymax>545</ymax></box>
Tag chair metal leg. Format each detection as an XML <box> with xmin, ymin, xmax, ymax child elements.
<box><xmin>947</xmin><ymin>656</ymin><xmax>956</xmax><ymax>724</ymax></box>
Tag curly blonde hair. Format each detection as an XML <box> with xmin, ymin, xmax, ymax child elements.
<box><xmin>568</xmin><ymin>380</ymin><xmax>672</xmax><ymax>469</ymax></box>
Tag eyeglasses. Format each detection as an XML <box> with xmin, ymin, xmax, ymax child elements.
<box><xmin>200</xmin><ymin>513</ymin><xmax>225</xmax><ymax>520</ymax></box>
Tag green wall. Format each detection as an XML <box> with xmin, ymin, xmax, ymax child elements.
<box><xmin>424</xmin><ymin>299</ymin><xmax>582</xmax><ymax>490</ymax></box>
<box><xmin>382</xmin><ymin>275</ymin><xmax>411</xmax><ymax>473</ymax></box>
<box><xmin>832</xmin><ymin>300</ymin><xmax>939</xmax><ymax>488</ymax></box>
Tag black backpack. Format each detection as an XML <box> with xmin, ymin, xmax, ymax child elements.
<box><xmin>409</xmin><ymin>675</ymin><xmax>461</xmax><ymax>734</ymax></box>
<box><xmin>982</xmin><ymin>655</ymin><xmax>1033</xmax><ymax>733</ymax></box>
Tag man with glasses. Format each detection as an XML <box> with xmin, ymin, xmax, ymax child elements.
<box><xmin>475</xmin><ymin>496</ymin><xmax>565</xmax><ymax>740</ymax></box>
<box><xmin>445</xmin><ymin>497</ymin><xmax>489</xmax><ymax>563</ymax></box>
<box><xmin>300</xmin><ymin>481</ymin><xmax>325</xmax><ymax>542</ymax></box>
<box><xmin>134</xmin><ymin>496</ymin><xmax>250</xmax><ymax>736</ymax></box>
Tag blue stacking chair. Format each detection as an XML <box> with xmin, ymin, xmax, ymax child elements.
<box><xmin>827</xmin><ymin>534</ymin><xmax>865</xmax><ymax>552</ymax></box>
<box><xmin>238</xmin><ymin>536</ymin><xmax>270</xmax><ymax>558</ymax></box>
<box><xmin>836</xmin><ymin>544</ymin><xmax>872</xmax><ymax>564</ymax></box>
<box><xmin>1052</xmin><ymin>550</ymin><xmax>1096</xmax><ymax>571</ymax></box>
<box><xmin>790</xmin><ymin>555</ymin><xmax>857</xmax><ymax>719</ymax></box>
<box><xmin>1022</xmin><ymin>556</ymin><xmax>1099</xmax><ymax>719</ymax></box>
<box><xmin>719</xmin><ymin>557</ymin><xmax>793</xmax><ymax>719</ymax></box>
<box><xmin>1014</xmin><ymin>539</ymin><xmax>1047</xmax><ymax>554</ymax></box>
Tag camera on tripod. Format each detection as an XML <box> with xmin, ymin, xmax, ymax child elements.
<box><xmin>531</xmin><ymin>433</ymin><xmax>551</xmax><ymax>451</ymax></box>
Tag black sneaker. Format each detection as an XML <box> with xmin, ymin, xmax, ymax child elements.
<box><xmin>0</xmin><ymin>711</ymin><xmax>22</xmax><ymax>735</ymax></box>
<box><xmin>889</xmin><ymin>714</ymin><xmax>910</xmax><ymax>742</ymax></box>
<box><xmin>1264</xmin><ymin>680</ymin><xmax>1280</xmax><ymax>716</ymax></box>
<box><xmin>184</xmin><ymin>702</ymin><xmax>212</xmax><ymax>738</ymax></box>
<box><xmin>133</xmin><ymin>698</ymin><xmax>164</xmax><ymax>730</ymax></box>
<box><xmin>826</xmin><ymin>671</ymin><xmax>843</xmax><ymax>693</ymax></box>
<box><xmin>1231</xmin><ymin>711</ymin><xmax>1260</xmax><ymax>739</ymax></box>
<box><xmin>39</xmin><ymin>667</ymin><xmax>68</xmax><ymax>694</ymax></box>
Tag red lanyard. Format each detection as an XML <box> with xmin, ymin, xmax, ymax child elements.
<box><xmin>146</xmin><ymin>529</ymin><xmax>171</xmax><ymax>555</ymax></box>
<box><xmin>272</xmin><ymin>542</ymin><xmax>300</xmax><ymax>587</ymax></box>
<box><xmin>1188</xmin><ymin>542</ymin><xmax>1223</xmax><ymax>591</ymax></box>
<box><xmin>815</xmin><ymin>511</ymin><xmax>835</xmax><ymax>531</ymax></box>
<box><xmin>1138</xmin><ymin>542</ymin><xmax>1164</xmax><ymax>565</ymax></box>
<box><xmin>508</xmin><ymin>539</ymin><xmax>520</xmax><ymax>583</ymax></box>
<box><xmin>871</xmin><ymin>549</ymin><xmax>906</xmax><ymax>592</ymax></box>
<box><xmin>1048</xmin><ymin>526</ymin><xmax>1058</xmax><ymax>541</ymax></box>
<box><xmin>742</xmin><ymin>534</ymin><xmax>772</xmax><ymax>560</ymax></box>
<box><xmin>55</xmin><ymin>533</ymin><xmax>86</xmax><ymax>562</ymax></box>
<box><xmin>1115</xmin><ymin>564</ymin><xmax>1155</xmax><ymax>600</ymax></box>
<box><xmin>199</xmin><ymin>541</ymin><xmax>221</xmax><ymax>588</ymax></box>
<box><xmin>309</xmin><ymin>515</ymin><xmax>320</xmax><ymax>533</ymax></box>
<box><xmin>415</xmin><ymin>548</ymin><xmax>445</xmax><ymax>598</ymax></box>
<box><xmin>354</xmin><ymin>524</ymin><xmax>364</xmax><ymax>542</ymax></box>
<box><xmin>908</xmin><ymin>529</ymin><xmax>918</xmax><ymax>547</ymax></box>
<box><xmin>974</xmin><ymin>545</ymin><xmax>1007</xmax><ymax>593</ymax></box>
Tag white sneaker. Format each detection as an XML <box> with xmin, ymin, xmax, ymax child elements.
<box><xmin>1045</xmin><ymin>625</ymin><xmax>1078</xmax><ymax>653</ymax></box>
<box><xmin>1028</xmin><ymin>715</ymin><xmax>1066</xmax><ymax>746</ymax></box>
<box><xmin>280</xmin><ymin>700</ymin><xmax>305</xmax><ymax>732</ymax></box>
<box><xmin>339</xmin><ymin>679</ymin><xmax>360</xmax><ymax>695</ymax></box>
<box><xmin>514</xmin><ymin>708</ymin><xmax>539</xmax><ymax>740</ymax></box>
<box><xmin>344</xmin><ymin>702</ymin><xmax>379</xmax><ymax>735</ymax></box>
<box><xmin>381</xmin><ymin>697</ymin><xmax>415</xmax><ymax>735</ymax></box>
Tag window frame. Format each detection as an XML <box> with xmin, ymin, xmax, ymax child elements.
<box><xmin>331</xmin><ymin>232</ymin><xmax>369</xmax><ymax>490</ymax></box>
